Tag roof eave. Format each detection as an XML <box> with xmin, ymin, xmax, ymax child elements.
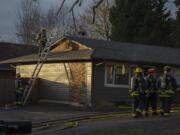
<box><xmin>92</xmin><ymin>58</ymin><xmax>180</xmax><ymax>67</ymax></box>
<box><xmin>5</xmin><ymin>58</ymin><xmax>92</xmax><ymax>65</ymax></box>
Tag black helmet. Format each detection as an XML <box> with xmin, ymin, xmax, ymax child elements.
<box><xmin>163</xmin><ymin>66</ymin><xmax>171</xmax><ymax>72</ymax></box>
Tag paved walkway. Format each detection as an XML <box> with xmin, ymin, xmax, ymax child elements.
<box><xmin>0</xmin><ymin>102</ymin><xmax>90</xmax><ymax>122</ymax></box>
<box><xmin>0</xmin><ymin>102</ymin><xmax>127</xmax><ymax>122</ymax></box>
<box><xmin>1</xmin><ymin>102</ymin><xmax>179</xmax><ymax>135</ymax></box>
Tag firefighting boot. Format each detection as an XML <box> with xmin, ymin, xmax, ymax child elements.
<box><xmin>160</xmin><ymin>109</ymin><xmax>164</xmax><ymax>116</ymax></box>
<box><xmin>164</xmin><ymin>112</ymin><xmax>171</xmax><ymax>117</ymax></box>
<box><xmin>136</xmin><ymin>109</ymin><xmax>143</xmax><ymax>118</ymax></box>
<box><xmin>143</xmin><ymin>111</ymin><xmax>149</xmax><ymax>117</ymax></box>
<box><xmin>152</xmin><ymin>111</ymin><xmax>158</xmax><ymax>116</ymax></box>
<box><xmin>132</xmin><ymin>113</ymin><xmax>139</xmax><ymax>118</ymax></box>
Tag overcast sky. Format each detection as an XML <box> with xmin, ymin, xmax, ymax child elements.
<box><xmin>0</xmin><ymin>0</ymin><xmax>90</xmax><ymax>43</ymax></box>
<box><xmin>0</xmin><ymin>0</ymin><xmax>177</xmax><ymax>43</ymax></box>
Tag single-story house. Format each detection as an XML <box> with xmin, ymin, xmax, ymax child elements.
<box><xmin>1</xmin><ymin>36</ymin><xmax>180</xmax><ymax>107</ymax></box>
<box><xmin>0</xmin><ymin>42</ymin><xmax>38</xmax><ymax>105</ymax></box>
<box><xmin>0</xmin><ymin>42</ymin><xmax>38</xmax><ymax>79</ymax></box>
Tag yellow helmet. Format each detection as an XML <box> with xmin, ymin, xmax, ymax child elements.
<box><xmin>135</xmin><ymin>67</ymin><xmax>142</xmax><ymax>73</ymax></box>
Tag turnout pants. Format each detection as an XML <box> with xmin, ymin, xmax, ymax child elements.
<box><xmin>15</xmin><ymin>92</ymin><xmax>23</xmax><ymax>106</ymax></box>
<box><xmin>132</xmin><ymin>94</ymin><xmax>146</xmax><ymax>115</ymax></box>
<box><xmin>38</xmin><ymin>43</ymin><xmax>46</xmax><ymax>55</ymax></box>
<box><xmin>160</xmin><ymin>97</ymin><xmax>173</xmax><ymax>114</ymax></box>
<box><xmin>132</xmin><ymin>96</ymin><xmax>140</xmax><ymax>114</ymax></box>
<box><xmin>145</xmin><ymin>93</ymin><xmax>157</xmax><ymax>114</ymax></box>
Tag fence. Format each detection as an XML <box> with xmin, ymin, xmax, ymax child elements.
<box><xmin>0</xmin><ymin>79</ymin><xmax>15</xmax><ymax>105</ymax></box>
<box><xmin>0</xmin><ymin>78</ymin><xmax>40</xmax><ymax>105</ymax></box>
<box><xmin>24</xmin><ymin>78</ymin><xmax>40</xmax><ymax>104</ymax></box>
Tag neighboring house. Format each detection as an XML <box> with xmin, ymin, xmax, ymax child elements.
<box><xmin>1</xmin><ymin>36</ymin><xmax>180</xmax><ymax>107</ymax></box>
<box><xmin>0</xmin><ymin>42</ymin><xmax>38</xmax><ymax>79</ymax></box>
<box><xmin>0</xmin><ymin>42</ymin><xmax>38</xmax><ymax>105</ymax></box>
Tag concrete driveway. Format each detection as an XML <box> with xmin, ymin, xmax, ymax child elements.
<box><xmin>0</xmin><ymin>102</ymin><xmax>127</xmax><ymax>122</ymax></box>
<box><xmin>40</xmin><ymin>113</ymin><xmax>180</xmax><ymax>135</ymax></box>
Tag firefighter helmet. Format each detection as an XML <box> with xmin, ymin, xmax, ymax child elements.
<box><xmin>135</xmin><ymin>67</ymin><xmax>142</xmax><ymax>73</ymax></box>
<box><xmin>148</xmin><ymin>68</ymin><xmax>156</xmax><ymax>74</ymax></box>
<box><xmin>163</xmin><ymin>66</ymin><xmax>171</xmax><ymax>72</ymax></box>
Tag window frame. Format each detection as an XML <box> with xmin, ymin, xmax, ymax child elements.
<box><xmin>104</xmin><ymin>63</ymin><xmax>129</xmax><ymax>88</ymax></box>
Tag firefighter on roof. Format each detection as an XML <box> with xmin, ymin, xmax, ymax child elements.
<box><xmin>36</xmin><ymin>28</ymin><xmax>47</xmax><ymax>55</ymax></box>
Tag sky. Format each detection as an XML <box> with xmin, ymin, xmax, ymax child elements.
<box><xmin>0</xmin><ymin>0</ymin><xmax>89</xmax><ymax>43</ymax></box>
<box><xmin>0</xmin><ymin>0</ymin><xmax>177</xmax><ymax>43</ymax></box>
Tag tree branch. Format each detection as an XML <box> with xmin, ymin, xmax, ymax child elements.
<box><xmin>56</xmin><ymin>0</ymin><xmax>66</xmax><ymax>16</ymax></box>
<box><xmin>56</xmin><ymin>0</ymin><xmax>105</xmax><ymax>32</ymax></box>
<box><xmin>69</xmin><ymin>0</ymin><xmax>80</xmax><ymax>13</ymax></box>
<box><xmin>72</xmin><ymin>9</ymin><xmax>77</xmax><ymax>32</ymax></box>
<box><xmin>92</xmin><ymin>0</ymin><xmax>104</xmax><ymax>23</ymax></box>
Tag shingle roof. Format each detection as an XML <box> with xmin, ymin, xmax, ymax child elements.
<box><xmin>1</xmin><ymin>36</ymin><xmax>180</xmax><ymax>66</ymax></box>
<box><xmin>0</xmin><ymin>50</ymin><xmax>92</xmax><ymax>64</ymax></box>
<box><xmin>0</xmin><ymin>42</ymin><xmax>38</xmax><ymax>61</ymax></box>
<box><xmin>66</xmin><ymin>36</ymin><xmax>180</xmax><ymax>66</ymax></box>
<box><xmin>0</xmin><ymin>42</ymin><xmax>38</xmax><ymax>69</ymax></box>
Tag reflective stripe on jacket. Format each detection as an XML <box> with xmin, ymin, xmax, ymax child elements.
<box><xmin>129</xmin><ymin>75</ymin><xmax>146</xmax><ymax>96</ymax></box>
<box><xmin>145</xmin><ymin>75</ymin><xmax>157</xmax><ymax>94</ymax></box>
<box><xmin>158</xmin><ymin>74</ymin><xmax>177</xmax><ymax>97</ymax></box>
<box><xmin>15</xmin><ymin>79</ymin><xmax>24</xmax><ymax>93</ymax></box>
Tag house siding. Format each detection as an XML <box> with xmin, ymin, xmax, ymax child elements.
<box><xmin>0</xmin><ymin>79</ymin><xmax>15</xmax><ymax>105</ymax></box>
<box><xmin>172</xmin><ymin>68</ymin><xmax>180</xmax><ymax>103</ymax></box>
<box><xmin>23</xmin><ymin>78</ymin><xmax>39</xmax><ymax>104</ymax></box>
<box><xmin>17</xmin><ymin>62</ymin><xmax>92</xmax><ymax>105</ymax></box>
<box><xmin>91</xmin><ymin>62</ymin><xmax>180</xmax><ymax>106</ymax></box>
<box><xmin>92</xmin><ymin>62</ymin><xmax>131</xmax><ymax>106</ymax></box>
<box><xmin>0</xmin><ymin>70</ymin><xmax>15</xmax><ymax>79</ymax></box>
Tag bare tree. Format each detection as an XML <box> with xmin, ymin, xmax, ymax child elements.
<box><xmin>16</xmin><ymin>0</ymin><xmax>107</xmax><ymax>44</ymax></box>
<box><xmin>78</xmin><ymin>0</ymin><xmax>112</xmax><ymax>40</ymax></box>
<box><xmin>43</xmin><ymin>4</ymin><xmax>75</xmax><ymax>39</ymax></box>
<box><xmin>16</xmin><ymin>0</ymin><xmax>74</xmax><ymax>45</ymax></box>
<box><xmin>56</xmin><ymin>0</ymin><xmax>106</xmax><ymax>33</ymax></box>
<box><xmin>16</xmin><ymin>0</ymin><xmax>41</xmax><ymax>44</ymax></box>
<box><xmin>67</xmin><ymin>0</ymin><xmax>105</xmax><ymax>23</ymax></box>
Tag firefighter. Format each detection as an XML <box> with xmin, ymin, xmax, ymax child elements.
<box><xmin>129</xmin><ymin>67</ymin><xmax>146</xmax><ymax>118</ymax></box>
<box><xmin>144</xmin><ymin>68</ymin><xmax>158</xmax><ymax>116</ymax></box>
<box><xmin>158</xmin><ymin>66</ymin><xmax>177</xmax><ymax>116</ymax></box>
<box><xmin>15</xmin><ymin>73</ymin><xmax>24</xmax><ymax>106</ymax></box>
<box><xmin>36</xmin><ymin>28</ymin><xmax>47</xmax><ymax>55</ymax></box>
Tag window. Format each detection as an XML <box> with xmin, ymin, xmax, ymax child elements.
<box><xmin>114</xmin><ymin>66</ymin><xmax>122</xmax><ymax>84</ymax></box>
<box><xmin>106</xmin><ymin>65</ymin><xmax>114</xmax><ymax>84</ymax></box>
<box><xmin>173</xmin><ymin>68</ymin><xmax>180</xmax><ymax>85</ymax></box>
<box><xmin>105</xmin><ymin>64</ymin><xmax>129</xmax><ymax>87</ymax></box>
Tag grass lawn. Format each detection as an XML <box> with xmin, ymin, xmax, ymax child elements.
<box><xmin>84</xmin><ymin>129</ymin><xmax>179</xmax><ymax>135</ymax></box>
